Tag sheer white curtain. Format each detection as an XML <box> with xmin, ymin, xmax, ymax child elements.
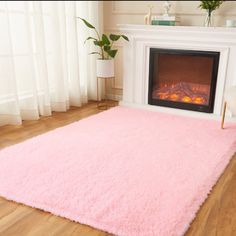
<box><xmin>0</xmin><ymin>1</ymin><xmax>101</xmax><ymax>126</ymax></box>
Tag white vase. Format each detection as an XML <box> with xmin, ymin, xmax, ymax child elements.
<box><xmin>96</xmin><ymin>59</ymin><xmax>114</xmax><ymax>78</ymax></box>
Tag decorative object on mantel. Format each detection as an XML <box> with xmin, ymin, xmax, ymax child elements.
<box><xmin>199</xmin><ymin>0</ymin><xmax>224</xmax><ymax>27</ymax></box>
<box><xmin>163</xmin><ymin>0</ymin><xmax>171</xmax><ymax>17</ymax></box>
<box><xmin>79</xmin><ymin>18</ymin><xmax>129</xmax><ymax>109</ymax></box>
<box><xmin>226</xmin><ymin>19</ymin><xmax>235</xmax><ymax>27</ymax></box>
<box><xmin>221</xmin><ymin>86</ymin><xmax>236</xmax><ymax>129</ymax></box>
<box><xmin>144</xmin><ymin>5</ymin><xmax>154</xmax><ymax>25</ymax></box>
<box><xmin>151</xmin><ymin>1</ymin><xmax>180</xmax><ymax>26</ymax></box>
<box><xmin>151</xmin><ymin>16</ymin><xmax>180</xmax><ymax>26</ymax></box>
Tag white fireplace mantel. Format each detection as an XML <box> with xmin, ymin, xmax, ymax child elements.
<box><xmin>119</xmin><ymin>24</ymin><xmax>236</xmax><ymax>119</ymax></box>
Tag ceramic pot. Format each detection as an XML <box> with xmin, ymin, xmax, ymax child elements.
<box><xmin>96</xmin><ymin>59</ymin><xmax>114</xmax><ymax>78</ymax></box>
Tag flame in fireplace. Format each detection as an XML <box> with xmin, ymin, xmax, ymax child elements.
<box><xmin>153</xmin><ymin>82</ymin><xmax>210</xmax><ymax>105</ymax></box>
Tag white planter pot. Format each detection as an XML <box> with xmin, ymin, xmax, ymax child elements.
<box><xmin>96</xmin><ymin>59</ymin><xmax>114</xmax><ymax>78</ymax></box>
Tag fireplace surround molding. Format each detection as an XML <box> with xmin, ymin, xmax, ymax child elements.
<box><xmin>118</xmin><ymin>24</ymin><xmax>236</xmax><ymax>118</ymax></box>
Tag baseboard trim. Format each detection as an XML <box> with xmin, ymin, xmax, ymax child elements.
<box><xmin>119</xmin><ymin>101</ymin><xmax>236</xmax><ymax>123</ymax></box>
<box><xmin>106</xmin><ymin>94</ymin><xmax>123</xmax><ymax>101</ymax></box>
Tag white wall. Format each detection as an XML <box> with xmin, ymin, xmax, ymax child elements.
<box><xmin>103</xmin><ymin>1</ymin><xmax>236</xmax><ymax>99</ymax></box>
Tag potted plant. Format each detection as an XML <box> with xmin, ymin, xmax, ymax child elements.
<box><xmin>199</xmin><ymin>0</ymin><xmax>224</xmax><ymax>27</ymax></box>
<box><xmin>79</xmin><ymin>18</ymin><xmax>129</xmax><ymax>78</ymax></box>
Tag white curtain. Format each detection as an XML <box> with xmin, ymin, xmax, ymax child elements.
<box><xmin>0</xmin><ymin>1</ymin><xmax>102</xmax><ymax>126</ymax></box>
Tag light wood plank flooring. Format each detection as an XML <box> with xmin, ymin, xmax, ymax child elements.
<box><xmin>0</xmin><ymin>101</ymin><xmax>235</xmax><ymax>236</ymax></box>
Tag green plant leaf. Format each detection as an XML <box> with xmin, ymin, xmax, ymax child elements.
<box><xmin>84</xmin><ymin>36</ymin><xmax>97</xmax><ymax>44</ymax></box>
<box><xmin>79</xmin><ymin>17</ymin><xmax>95</xmax><ymax>29</ymax></box>
<box><xmin>121</xmin><ymin>35</ymin><xmax>129</xmax><ymax>41</ymax></box>
<box><xmin>109</xmin><ymin>34</ymin><xmax>120</xmax><ymax>41</ymax></box>
<box><xmin>107</xmin><ymin>49</ymin><xmax>118</xmax><ymax>58</ymax></box>
<box><xmin>104</xmin><ymin>45</ymin><xmax>111</xmax><ymax>52</ymax></box>
<box><xmin>102</xmin><ymin>34</ymin><xmax>110</xmax><ymax>45</ymax></box>
<box><xmin>198</xmin><ymin>0</ymin><xmax>223</xmax><ymax>11</ymax></box>
<box><xmin>89</xmin><ymin>52</ymin><xmax>102</xmax><ymax>56</ymax></box>
<box><xmin>94</xmin><ymin>40</ymin><xmax>104</xmax><ymax>47</ymax></box>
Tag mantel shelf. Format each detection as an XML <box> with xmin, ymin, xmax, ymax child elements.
<box><xmin>118</xmin><ymin>24</ymin><xmax>236</xmax><ymax>34</ymax></box>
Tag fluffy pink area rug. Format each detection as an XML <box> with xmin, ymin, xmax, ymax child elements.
<box><xmin>0</xmin><ymin>107</ymin><xmax>236</xmax><ymax>236</ymax></box>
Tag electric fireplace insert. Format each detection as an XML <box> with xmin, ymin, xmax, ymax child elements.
<box><xmin>148</xmin><ymin>48</ymin><xmax>220</xmax><ymax>113</ymax></box>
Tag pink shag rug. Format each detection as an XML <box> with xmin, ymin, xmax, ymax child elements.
<box><xmin>0</xmin><ymin>106</ymin><xmax>236</xmax><ymax>236</ymax></box>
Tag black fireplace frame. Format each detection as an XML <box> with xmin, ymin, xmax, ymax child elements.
<box><xmin>148</xmin><ymin>48</ymin><xmax>220</xmax><ymax>113</ymax></box>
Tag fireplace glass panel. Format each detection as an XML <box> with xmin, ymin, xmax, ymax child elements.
<box><xmin>153</xmin><ymin>54</ymin><xmax>212</xmax><ymax>105</ymax></box>
<box><xmin>148</xmin><ymin>49</ymin><xmax>219</xmax><ymax>113</ymax></box>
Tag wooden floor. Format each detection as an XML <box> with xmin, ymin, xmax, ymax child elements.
<box><xmin>0</xmin><ymin>101</ymin><xmax>235</xmax><ymax>236</ymax></box>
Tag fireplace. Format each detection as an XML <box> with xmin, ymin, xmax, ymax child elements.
<box><xmin>148</xmin><ymin>48</ymin><xmax>220</xmax><ymax>113</ymax></box>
